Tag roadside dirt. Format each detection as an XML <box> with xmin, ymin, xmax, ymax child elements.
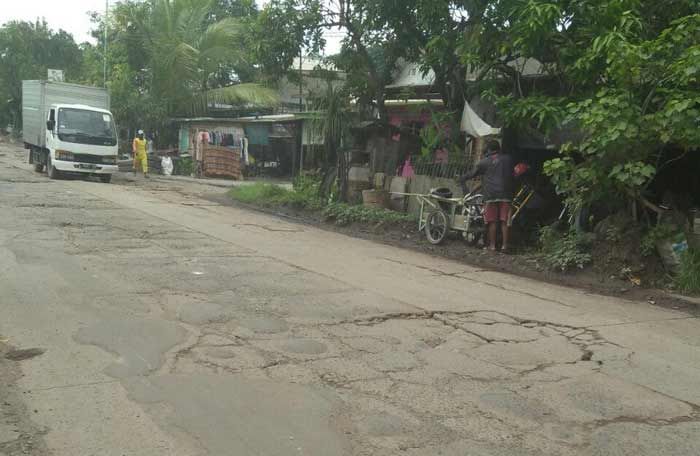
<box><xmin>0</xmin><ymin>340</ymin><xmax>48</xmax><ymax>456</ymax></box>
<box><xmin>207</xmin><ymin>194</ymin><xmax>700</xmax><ymax>316</ymax></box>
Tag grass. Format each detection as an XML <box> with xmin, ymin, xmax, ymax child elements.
<box><xmin>675</xmin><ymin>249</ymin><xmax>700</xmax><ymax>294</ymax></box>
<box><xmin>229</xmin><ymin>184</ymin><xmax>297</xmax><ymax>207</ymax></box>
<box><xmin>228</xmin><ymin>181</ymin><xmax>412</xmax><ymax>227</ymax></box>
<box><xmin>322</xmin><ymin>202</ymin><xmax>413</xmax><ymax>226</ymax></box>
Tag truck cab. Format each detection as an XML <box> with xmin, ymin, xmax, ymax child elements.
<box><xmin>41</xmin><ymin>103</ymin><xmax>119</xmax><ymax>182</ymax></box>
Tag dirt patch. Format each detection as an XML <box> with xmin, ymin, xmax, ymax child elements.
<box><xmin>0</xmin><ymin>340</ymin><xmax>49</xmax><ymax>456</ymax></box>
<box><xmin>206</xmin><ymin>193</ymin><xmax>700</xmax><ymax>315</ymax></box>
<box><xmin>4</xmin><ymin>348</ymin><xmax>45</xmax><ymax>362</ymax></box>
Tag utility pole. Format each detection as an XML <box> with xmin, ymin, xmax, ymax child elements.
<box><xmin>298</xmin><ymin>50</ymin><xmax>304</xmax><ymax>176</ymax></box>
<box><xmin>298</xmin><ymin>51</ymin><xmax>303</xmax><ymax>112</ymax></box>
<box><xmin>103</xmin><ymin>0</ymin><xmax>109</xmax><ymax>87</ymax></box>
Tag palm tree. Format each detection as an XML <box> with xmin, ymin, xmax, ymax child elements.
<box><xmin>311</xmin><ymin>84</ymin><xmax>354</xmax><ymax>201</ymax></box>
<box><xmin>125</xmin><ymin>0</ymin><xmax>277</xmax><ymax>117</ymax></box>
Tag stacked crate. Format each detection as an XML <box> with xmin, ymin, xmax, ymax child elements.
<box><xmin>202</xmin><ymin>145</ymin><xmax>242</xmax><ymax>180</ymax></box>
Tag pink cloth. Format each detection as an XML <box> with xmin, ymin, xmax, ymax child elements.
<box><xmin>400</xmin><ymin>158</ymin><xmax>415</xmax><ymax>178</ymax></box>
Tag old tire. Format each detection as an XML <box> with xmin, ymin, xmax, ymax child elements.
<box><xmin>99</xmin><ymin>174</ymin><xmax>112</xmax><ymax>184</ymax></box>
<box><xmin>33</xmin><ymin>162</ymin><xmax>44</xmax><ymax>173</ymax></box>
<box><xmin>424</xmin><ymin>210</ymin><xmax>449</xmax><ymax>245</ymax></box>
<box><xmin>46</xmin><ymin>156</ymin><xmax>61</xmax><ymax>180</ymax></box>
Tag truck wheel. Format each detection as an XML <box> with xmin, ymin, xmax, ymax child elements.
<box><xmin>99</xmin><ymin>174</ymin><xmax>112</xmax><ymax>184</ymax></box>
<box><xmin>46</xmin><ymin>157</ymin><xmax>61</xmax><ymax>180</ymax></box>
<box><xmin>33</xmin><ymin>162</ymin><xmax>44</xmax><ymax>173</ymax></box>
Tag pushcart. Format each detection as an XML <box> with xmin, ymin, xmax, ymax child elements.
<box><xmin>394</xmin><ymin>188</ymin><xmax>485</xmax><ymax>245</ymax></box>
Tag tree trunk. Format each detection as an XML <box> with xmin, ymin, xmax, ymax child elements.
<box><xmin>345</xmin><ymin>17</ymin><xmax>387</xmax><ymax>121</ymax></box>
<box><xmin>337</xmin><ymin>149</ymin><xmax>349</xmax><ymax>203</ymax></box>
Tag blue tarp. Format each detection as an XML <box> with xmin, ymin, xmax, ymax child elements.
<box><xmin>245</xmin><ymin>124</ymin><xmax>269</xmax><ymax>146</ymax></box>
<box><xmin>179</xmin><ymin>128</ymin><xmax>190</xmax><ymax>152</ymax></box>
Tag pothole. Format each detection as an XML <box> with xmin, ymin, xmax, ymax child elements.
<box><xmin>282</xmin><ymin>339</ymin><xmax>328</xmax><ymax>355</ymax></box>
<box><xmin>4</xmin><ymin>348</ymin><xmax>45</xmax><ymax>361</ymax></box>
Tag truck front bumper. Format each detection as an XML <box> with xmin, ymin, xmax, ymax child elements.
<box><xmin>53</xmin><ymin>160</ymin><xmax>118</xmax><ymax>175</ymax></box>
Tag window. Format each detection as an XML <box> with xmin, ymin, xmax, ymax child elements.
<box><xmin>57</xmin><ymin>108</ymin><xmax>117</xmax><ymax>146</ymax></box>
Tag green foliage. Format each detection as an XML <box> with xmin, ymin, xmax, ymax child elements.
<box><xmin>452</xmin><ymin>1</ymin><xmax>700</xmax><ymax>211</ymax></box>
<box><xmin>640</xmin><ymin>223</ymin><xmax>681</xmax><ymax>257</ymax></box>
<box><xmin>124</xmin><ymin>0</ymin><xmax>277</xmax><ymax>117</ymax></box>
<box><xmin>555</xmin><ymin>13</ymin><xmax>700</xmax><ymax>208</ymax></box>
<box><xmin>251</xmin><ymin>0</ymin><xmax>323</xmax><ymax>83</ymax></box>
<box><xmin>0</xmin><ymin>20</ymin><xmax>83</xmax><ymax>128</ymax></box>
<box><xmin>229</xmin><ymin>181</ymin><xmax>322</xmax><ymax>210</ymax></box>
<box><xmin>675</xmin><ymin>249</ymin><xmax>700</xmax><ymax>294</ymax></box>
<box><xmin>419</xmin><ymin>111</ymin><xmax>458</xmax><ymax>158</ymax></box>
<box><xmin>484</xmin><ymin>91</ymin><xmax>566</xmax><ymax>136</ymax></box>
<box><xmin>322</xmin><ymin>203</ymin><xmax>413</xmax><ymax>226</ymax></box>
<box><xmin>229</xmin><ymin>184</ymin><xmax>293</xmax><ymax>207</ymax></box>
<box><xmin>539</xmin><ymin>225</ymin><xmax>593</xmax><ymax>272</ymax></box>
<box><xmin>175</xmin><ymin>156</ymin><xmax>195</xmax><ymax>176</ymax></box>
<box><xmin>309</xmin><ymin>84</ymin><xmax>354</xmax><ymax>201</ymax></box>
<box><xmin>291</xmin><ymin>174</ymin><xmax>323</xmax><ymax>210</ymax></box>
<box><xmin>73</xmin><ymin>0</ymin><xmax>277</xmax><ymax>138</ymax></box>
<box><xmin>228</xmin><ymin>178</ymin><xmax>411</xmax><ymax>227</ymax></box>
<box><xmin>310</xmin><ymin>84</ymin><xmax>353</xmax><ymax>164</ymax></box>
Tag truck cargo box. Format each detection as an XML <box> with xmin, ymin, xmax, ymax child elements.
<box><xmin>22</xmin><ymin>81</ymin><xmax>110</xmax><ymax>148</ymax></box>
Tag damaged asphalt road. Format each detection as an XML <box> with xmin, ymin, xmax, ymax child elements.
<box><xmin>1</xmin><ymin>141</ymin><xmax>699</xmax><ymax>455</ymax></box>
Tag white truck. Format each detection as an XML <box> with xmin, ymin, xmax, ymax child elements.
<box><xmin>22</xmin><ymin>80</ymin><xmax>118</xmax><ymax>183</ymax></box>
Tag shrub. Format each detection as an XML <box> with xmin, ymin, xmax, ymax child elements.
<box><xmin>175</xmin><ymin>156</ymin><xmax>194</xmax><ymax>176</ymax></box>
<box><xmin>539</xmin><ymin>225</ymin><xmax>593</xmax><ymax>271</ymax></box>
<box><xmin>230</xmin><ymin>180</ymin><xmax>412</xmax><ymax>227</ymax></box>
<box><xmin>640</xmin><ymin>223</ymin><xmax>679</xmax><ymax>257</ymax></box>
<box><xmin>675</xmin><ymin>249</ymin><xmax>700</xmax><ymax>294</ymax></box>
<box><xmin>291</xmin><ymin>174</ymin><xmax>323</xmax><ymax>210</ymax></box>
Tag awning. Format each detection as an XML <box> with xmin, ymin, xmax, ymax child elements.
<box><xmin>460</xmin><ymin>101</ymin><xmax>500</xmax><ymax>137</ymax></box>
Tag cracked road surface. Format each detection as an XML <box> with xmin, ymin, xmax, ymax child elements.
<box><xmin>1</xmin><ymin>141</ymin><xmax>700</xmax><ymax>455</ymax></box>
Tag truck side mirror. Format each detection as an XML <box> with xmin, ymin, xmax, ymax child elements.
<box><xmin>46</xmin><ymin>120</ymin><xmax>55</xmax><ymax>131</ymax></box>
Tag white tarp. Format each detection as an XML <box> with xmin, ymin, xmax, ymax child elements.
<box><xmin>460</xmin><ymin>101</ymin><xmax>500</xmax><ymax>137</ymax></box>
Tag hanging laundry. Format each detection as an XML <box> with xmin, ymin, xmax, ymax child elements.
<box><xmin>400</xmin><ymin>157</ymin><xmax>415</xmax><ymax>178</ymax></box>
<box><xmin>241</xmin><ymin>136</ymin><xmax>249</xmax><ymax>165</ymax></box>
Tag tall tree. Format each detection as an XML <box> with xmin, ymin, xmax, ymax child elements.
<box><xmin>250</xmin><ymin>0</ymin><xmax>324</xmax><ymax>83</ymax></box>
<box><xmin>311</xmin><ymin>84</ymin><xmax>354</xmax><ymax>200</ymax></box>
<box><xmin>257</xmin><ymin>0</ymin><xmax>406</xmax><ymax>120</ymax></box>
<box><xmin>109</xmin><ymin>0</ymin><xmax>277</xmax><ymax>134</ymax></box>
<box><xmin>0</xmin><ymin>20</ymin><xmax>82</xmax><ymax>129</ymax></box>
<box><xmin>209</xmin><ymin>0</ymin><xmax>258</xmax><ymax>21</ymax></box>
<box><xmin>458</xmin><ymin>0</ymin><xmax>700</xmax><ymax>211</ymax></box>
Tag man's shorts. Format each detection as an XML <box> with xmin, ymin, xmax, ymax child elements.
<box><xmin>484</xmin><ymin>201</ymin><xmax>511</xmax><ymax>223</ymax></box>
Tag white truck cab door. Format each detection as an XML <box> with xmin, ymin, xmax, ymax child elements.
<box><xmin>46</xmin><ymin>108</ymin><xmax>56</xmax><ymax>146</ymax></box>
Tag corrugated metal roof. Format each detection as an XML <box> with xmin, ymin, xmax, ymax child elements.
<box><xmin>387</xmin><ymin>58</ymin><xmax>545</xmax><ymax>89</ymax></box>
<box><xmin>173</xmin><ymin>114</ymin><xmax>306</xmax><ymax>124</ymax></box>
<box><xmin>386</xmin><ymin>61</ymin><xmax>436</xmax><ymax>89</ymax></box>
<box><xmin>291</xmin><ymin>56</ymin><xmax>343</xmax><ymax>73</ymax></box>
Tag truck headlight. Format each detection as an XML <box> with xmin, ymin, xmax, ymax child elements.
<box><xmin>55</xmin><ymin>150</ymin><xmax>75</xmax><ymax>161</ymax></box>
<box><xmin>102</xmin><ymin>156</ymin><xmax>117</xmax><ymax>165</ymax></box>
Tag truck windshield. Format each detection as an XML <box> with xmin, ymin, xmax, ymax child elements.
<box><xmin>57</xmin><ymin>108</ymin><xmax>117</xmax><ymax>146</ymax></box>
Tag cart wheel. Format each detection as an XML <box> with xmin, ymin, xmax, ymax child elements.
<box><xmin>424</xmin><ymin>210</ymin><xmax>448</xmax><ymax>245</ymax></box>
